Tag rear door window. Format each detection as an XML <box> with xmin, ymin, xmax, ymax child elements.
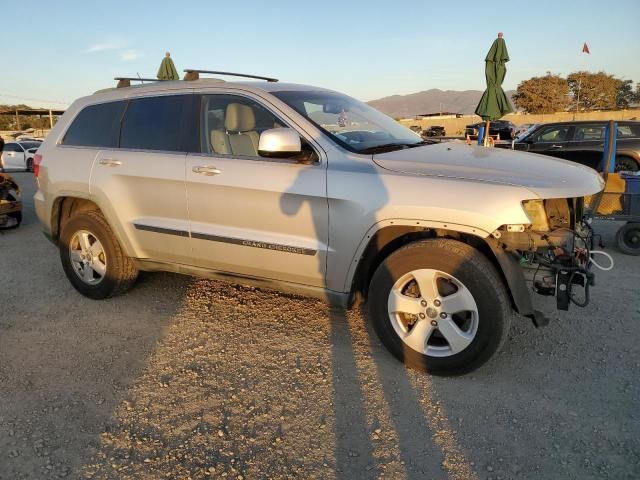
<box><xmin>120</xmin><ymin>95</ymin><xmax>198</xmax><ymax>152</ymax></box>
<box><xmin>62</xmin><ymin>101</ymin><xmax>126</xmax><ymax>147</ymax></box>
<box><xmin>574</xmin><ymin>125</ymin><xmax>605</xmax><ymax>141</ymax></box>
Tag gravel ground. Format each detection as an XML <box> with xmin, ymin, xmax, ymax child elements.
<box><xmin>1</xmin><ymin>171</ymin><xmax>639</xmax><ymax>479</ymax></box>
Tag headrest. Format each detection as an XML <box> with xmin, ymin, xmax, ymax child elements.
<box><xmin>225</xmin><ymin>103</ymin><xmax>255</xmax><ymax>132</ymax></box>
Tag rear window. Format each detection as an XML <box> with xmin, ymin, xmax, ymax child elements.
<box><xmin>120</xmin><ymin>95</ymin><xmax>198</xmax><ymax>152</ymax></box>
<box><xmin>62</xmin><ymin>101</ymin><xmax>126</xmax><ymax>147</ymax></box>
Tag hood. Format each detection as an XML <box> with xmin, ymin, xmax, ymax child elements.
<box><xmin>373</xmin><ymin>142</ymin><xmax>604</xmax><ymax>199</ymax></box>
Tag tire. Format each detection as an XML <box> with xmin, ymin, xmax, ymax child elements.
<box><xmin>59</xmin><ymin>210</ymin><xmax>138</xmax><ymax>299</ymax></box>
<box><xmin>368</xmin><ymin>238</ymin><xmax>511</xmax><ymax>376</ymax></box>
<box><xmin>616</xmin><ymin>222</ymin><xmax>640</xmax><ymax>255</ymax></box>
<box><xmin>614</xmin><ymin>156</ymin><xmax>639</xmax><ymax>173</ymax></box>
<box><xmin>26</xmin><ymin>158</ymin><xmax>33</xmax><ymax>172</ymax></box>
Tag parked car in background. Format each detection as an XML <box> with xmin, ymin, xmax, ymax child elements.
<box><xmin>0</xmin><ymin>141</ymin><xmax>40</xmax><ymax>172</ymax></box>
<box><xmin>506</xmin><ymin>121</ymin><xmax>640</xmax><ymax>172</ymax></box>
<box><xmin>424</xmin><ymin>125</ymin><xmax>446</xmax><ymax>137</ymax></box>
<box><xmin>465</xmin><ymin>120</ymin><xmax>516</xmax><ymax>140</ymax></box>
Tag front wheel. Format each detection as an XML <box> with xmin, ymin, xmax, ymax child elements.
<box><xmin>59</xmin><ymin>210</ymin><xmax>138</xmax><ymax>299</ymax></box>
<box><xmin>368</xmin><ymin>239</ymin><xmax>511</xmax><ymax>375</ymax></box>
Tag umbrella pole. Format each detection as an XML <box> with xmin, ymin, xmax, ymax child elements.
<box><xmin>484</xmin><ymin>120</ymin><xmax>490</xmax><ymax>147</ymax></box>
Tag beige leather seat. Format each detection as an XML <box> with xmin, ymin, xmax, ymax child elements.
<box><xmin>210</xmin><ymin>103</ymin><xmax>259</xmax><ymax>156</ymax></box>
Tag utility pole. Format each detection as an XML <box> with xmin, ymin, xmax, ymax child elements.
<box><xmin>576</xmin><ymin>77</ymin><xmax>581</xmax><ymax>119</ymax></box>
<box><xmin>15</xmin><ymin>108</ymin><xmax>20</xmax><ymax>131</ymax></box>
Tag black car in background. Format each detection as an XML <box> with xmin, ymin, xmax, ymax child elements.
<box><xmin>424</xmin><ymin>125</ymin><xmax>446</xmax><ymax>137</ymax></box>
<box><xmin>507</xmin><ymin>121</ymin><xmax>640</xmax><ymax>172</ymax></box>
<box><xmin>465</xmin><ymin>120</ymin><xmax>516</xmax><ymax>140</ymax></box>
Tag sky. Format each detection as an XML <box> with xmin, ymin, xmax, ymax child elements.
<box><xmin>2</xmin><ymin>0</ymin><xmax>639</xmax><ymax>109</ymax></box>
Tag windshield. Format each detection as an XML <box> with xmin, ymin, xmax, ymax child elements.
<box><xmin>272</xmin><ymin>90</ymin><xmax>424</xmax><ymax>153</ymax></box>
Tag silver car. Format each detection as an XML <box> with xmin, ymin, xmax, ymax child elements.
<box><xmin>33</xmin><ymin>72</ymin><xmax>603</xmax><ymax>375</ymax></box>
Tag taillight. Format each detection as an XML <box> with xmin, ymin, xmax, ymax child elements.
<box><xmin>33</xmin><ymin>153</ymin><xmax>43</xmax><ymax>177</ymax></box>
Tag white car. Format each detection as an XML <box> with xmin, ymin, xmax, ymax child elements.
<box><xmin>1</xmin><ymin>141</ymin><xmax>40</xmax><ymax>172</ymax></box>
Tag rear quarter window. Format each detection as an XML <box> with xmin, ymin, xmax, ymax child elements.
<box><xmin>62</xmin><ymin>101</ymin><xmax>126</xmax><ymax>147</ymax></box>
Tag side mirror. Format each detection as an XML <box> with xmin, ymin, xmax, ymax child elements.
<box><xmin>258</xmin><ymin>128</ymin><xmax>302</xmax><ymax>158</ymax></box>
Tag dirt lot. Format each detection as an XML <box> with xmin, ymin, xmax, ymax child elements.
<box><xmin>1</xmin><ymin>171</ymin><xmax>639</xmax><ymax>479</ymax></box>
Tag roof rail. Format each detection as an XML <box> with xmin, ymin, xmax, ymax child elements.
<box><xmin>183</xmin><ymin>69</ymin><xmax>278</xmax><ymax>82</ymax></box>
<box><xmin>114</xmin><ymin>77</ymin><xmax>161</xmax><ymax>88</ymax></box>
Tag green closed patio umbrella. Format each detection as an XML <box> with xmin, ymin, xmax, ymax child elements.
<box><xmin>157</xmin><ymin>52</ymin><xmax>179</xmax><ymax>81</ymax></box>
<box><xmin>475</xmin><ymin>33</ymin><xmax>513</xmax><ymax>145</ymax></box>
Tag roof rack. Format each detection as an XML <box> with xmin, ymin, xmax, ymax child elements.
<box><xmin>183</xmin><ymin>69</ymin><xmax>278</xmax><ymax>82</ymax></box>
<box><xmin>114</xmin><ymin>77</ymin><xmax>161</xmax><ymax>88</ymax></box>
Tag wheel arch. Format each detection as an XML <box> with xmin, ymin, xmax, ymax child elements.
<box><xmin>347</xmin><ymin>220</ymin><xmax>533</xmax><ymax>318</ymax></box>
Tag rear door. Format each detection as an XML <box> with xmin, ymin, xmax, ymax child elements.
<box><xmin>563</xmin><ymin>124</ymin><xmax>605</xmax><ymax>169</ymax></box>
<box><xmin>90</xmin><ymin>94</ymin><xmax>198</xmax><ymax>264</ymax></box>
<box><xmin>527</xmin><ymin>124</ymin><xmax>574</xmax><ymax>159</ymax></box>
<box><xmin>184</xmin><ymin>92</ymin><xmax>328</xmax><ymax>287</ymax></box>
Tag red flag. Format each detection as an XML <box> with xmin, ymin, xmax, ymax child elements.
<box><xmin>582</xmin><ymin>42</ymin><xmax>590</xmax><ymax>54</ymax></box>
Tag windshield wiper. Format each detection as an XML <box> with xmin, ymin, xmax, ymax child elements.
<box><xmin>359</xmin><ymin>141</ymin><xmax>431</xmax><ymax>154</ymax></box>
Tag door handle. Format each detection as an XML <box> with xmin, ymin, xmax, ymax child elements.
<box><xmin>99</xmin><ymin>158</ymin><xmax>122</xmax><ymax>166</ymax></box>
<box><xmin>193</xmin><ymin>165</ymin><xmax>221</xmax><ymax>176</ymax></box>
<box><xmin>550</xmin><ymin>145</ymin><xmax>563</xmax><ymax>149</ymax></box>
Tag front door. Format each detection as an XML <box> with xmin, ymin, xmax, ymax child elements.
<box><xmin>185</xmin><ymin>93</ymin><xmax>328</xmax><ymax>287</ymax></box>
<box><xmin>528</xmin><ymin>124</ymin><xmax>574</xmax><ymax>160</ymax></box>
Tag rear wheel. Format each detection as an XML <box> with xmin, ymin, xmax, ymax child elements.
<box><xmin>616</xmin><ymin>222</ymin><xmax>640</xmax><ymax>255</ymax></box>
<box><xmin>59</xmin><ymin>210</ymin><xmax>138</xmax><ymax>299</ymax></box>
<box><xmin>368</xmin><ymin>239</ymin><xmax>511</xmax><ymax>375</ymax></box>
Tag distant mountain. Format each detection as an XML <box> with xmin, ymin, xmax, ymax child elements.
<box><xmin>367</xmin><ymin>89</ymin><xmax>516</xmax><ymax>118</ymax></box>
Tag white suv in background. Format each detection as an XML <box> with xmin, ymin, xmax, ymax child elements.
<box><xmin>33</xmin><ymin>71</ymin><xmax>603</xmax><ymax>375</ymax></box>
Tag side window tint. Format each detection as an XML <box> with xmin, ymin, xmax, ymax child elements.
<box><xmin>63</xmin><ymin>101</ymin><xmax>126</xmax><ymax>147</ymax></box>
<box><xmin>120</xmin><ymin>95</ymin><xmax>198</xmax><ymax>152</ymax></box>
<box><xmin>617</xmin><ymin>125</ymin><xmax>639</xmax><ymax>138</ymax></box>
<box><xmin>4</xmin><ymin>144</ymin><xmax>22</xmax><ymax>152</ymax></box>
<box><xmin>574</xmin><ymin>125</ymin><xmax>604</xmax><ymax>141</ymax></box>
<box><xmin>538</xmin><ymin>126</ymin><xmax>570</xmax><ymax>142</ymax></box>
<box><xmin>201</xmin><ymin>94</ymin><xmax>317</xmax><ymax>163</ymax></box>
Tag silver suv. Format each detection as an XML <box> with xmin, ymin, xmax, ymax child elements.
<box><xmin>34</xmin><ymin>71</ymin><xmax>603</xmax><ymax>375</ymax></box>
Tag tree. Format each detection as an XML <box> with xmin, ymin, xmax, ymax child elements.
<box><xmin>512</xmin><ymin>73</ymin><xmax>570</xmax><ymax>114</ymax></box>
<box><xmin>616</xmin><ymin>79</ymin><xmax>636</xmax><ymax>108</ymax></box>
<box><xmin>567</xmin><ymin>71</ymin><xmax>619</xmax><ymax>111</ymax></box>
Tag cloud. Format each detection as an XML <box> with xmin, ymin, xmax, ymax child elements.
<box><xmin>120</xmin><ymin>50</ymin><xmax>141</xmax><ymax>62</ymax></box>
<box><xmin>87</xmin><ymin>37</ymin><xmax>128</xmax><ymax>53</ymax></box>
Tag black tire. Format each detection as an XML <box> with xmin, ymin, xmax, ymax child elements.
<box><xmin>368</xmin><ymin>238</ymin><xmax>511</xmax><ymax>376</ymax></box>
<box><xmin>59</xmin><ymin>210</ymin><xmax>138</xmax><ymax>299</ymax></box>
<box><xmin>26</xmin><ymin>158</ymin><xmax>33</xmax><ymax>172</ymax></box>
<box><xmin>616</xmin><ymin>222</ymin><xmax>640</xmax><ymax>255</ymax></box>
<box><xmin>614</xmin><ymin>156</ymin><xmax>639</xmax><ymax>173</ymax></box>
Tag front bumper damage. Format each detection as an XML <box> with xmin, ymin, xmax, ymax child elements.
<box><xmin>487</xmin><ymin>198</ymin><xmax>596</xmax><ymax>327</ymax></box>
